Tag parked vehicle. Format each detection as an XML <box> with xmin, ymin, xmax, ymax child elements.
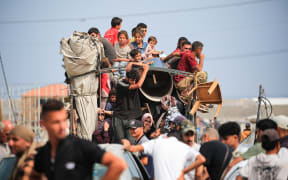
<box><xmin>0</xmin><ymin>155</ymin><xmax>16</xmax><ymax>180</ymax></box>
<box><xmin>93</xmin><ymin>144</ymin><xmax>150</xmax><ymax>180</ymax></box>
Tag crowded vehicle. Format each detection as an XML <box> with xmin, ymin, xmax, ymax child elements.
<box><xmin>0</xmin><ymin>16</ymin><xmax>288</xmax><ymax>180</ymax></box>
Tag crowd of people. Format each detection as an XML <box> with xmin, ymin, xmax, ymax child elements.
<box><xmin>0</xmin><ymin>16</ymin><xmax>288</xmax><ymax>180</ymax></box>
<box><xmin>1</xmin><ymin>100</ymin><xmax>287</xmax><ymax>180</ymax></box>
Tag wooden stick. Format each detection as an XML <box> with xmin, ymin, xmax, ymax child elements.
<box><xmin>189</xmin><ymin>101</ymin><xmax>201</xmax><ymax>116</ymax></box>
<box><xmin>153</xmin><ymin>74</ymin><xmax>157</xmax><ymax>85</ymax></box>
<box><xmin>208</xmin><ymin>79</ymin><xmax>218</xmax><ymax>95</ymax></box>
<box><xmin>215</xmin><ymin>104</ymin><xmax>222</xmax><ymax>118</ymax></box>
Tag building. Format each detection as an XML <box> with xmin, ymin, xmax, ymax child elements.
<box><xmin>21</xmin><ymin>84</ymin><xmax>68</xmax><ymax>127</ymax></box>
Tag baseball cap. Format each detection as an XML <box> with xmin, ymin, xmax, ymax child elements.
<box><xmin>272</xmin><ymin>115</ymin><xmax>288</xmax><ymax>130</ymax></box>
<box><xmin>262</xmin><ymin>129</ymin><xmax>280</xmax><ymax>142</ymax></box>
<box><xmin>128</xmin><ymin>119</ymin><xmax>144</xmax><ymax>129</ymax></box>
<box><xmin>181</xmin><ymin>120</ymin><xmax>195</xmax><ymax>134</ymax></box>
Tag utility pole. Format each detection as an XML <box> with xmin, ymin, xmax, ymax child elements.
<box><xmin>254</xmin><ymin>84</ymin><xmax>263</xmax><ymax>144</ymax></box>
<box><xmin>256</xmin><ymin>85</ymin><xmax>264</xmax><ymax>123</ymax></box>
<box><xmin>0</xmin><ymin>52</ymin><xmax>17</xmax><ymax>123</ymax></box>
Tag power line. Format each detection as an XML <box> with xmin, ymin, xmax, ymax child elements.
<box><xmin>0</xmin><ymin>0</ymin><xmax>273</xmax><ymax>24</ymax></box>
<box><xmin>206</xmin><ymin>48</ymin><xmax>288</xmax><ymax>61</ymax></box>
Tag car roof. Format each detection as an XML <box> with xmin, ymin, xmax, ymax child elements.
<box><xmin>99</xmin><ymin>144</ymin><xmax>125</xmax><ymax>158</ymax></box>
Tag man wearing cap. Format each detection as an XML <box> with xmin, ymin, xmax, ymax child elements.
<box><xmin>128</xmin><ymin>119</ymin><xmax>154</xmax><ymax>179</ymax></box>
<box><xmin>237</xmin><ymin>129</ymin><xmax>288</xmax><ymax>180</ymax></box>
<box><xmin>182</xmin><ymin>120</ymin><xmax>200</xmax><ymax>151</ymax></box>
<box><xmin>0</xmin><ymin>120</ymin><xmax>13</xmax><ymax>159</ymax></box>
<box><xmin>273</xmin><ymin>115</ymin><xmax>288</xmax><ymax>148</ymax></box>
<box><xmin>8</xmin><ymin>125</ymin><xmax>36</xmax><ymax>180</ymax></box>
<box><xmin>181</xmin><ymin>120</ymin><xmax>201</xmax><ymax>180</ymax></box>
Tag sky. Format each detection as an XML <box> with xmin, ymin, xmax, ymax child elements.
<box><xmin>0</xmin><ymin>0</ymin><xmax>287</xmax><ymax>99</ymax></box>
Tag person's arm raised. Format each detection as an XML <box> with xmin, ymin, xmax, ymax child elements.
<box><xmin>100</xmin><ymin>152</ymin><xmax>127</xmax><ymax>180</ymax></box>
<box><xmin>129</xmin><ymin>64</ymin><xmax>149</xmax><ymax>90</ymax></box>
<box><xmin>114</xmin><ymin>58</ymin><xmax>130</xmax><ymax>62</ymax></box>
<box><xmin>163</xmin><ymin>51</ymin><xmax>180</xmax><ymax>62</ymax></box>
<box><xmin>122</xmin><ymin>139</ymin><xmax>144</xmax><ymax>152</ymax></box>
<box><xmin>125</xmin><ymin>62</ymin><xmax>143</xmax><ymax>72</ymax></box>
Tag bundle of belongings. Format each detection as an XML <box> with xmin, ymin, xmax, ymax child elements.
<box><xmin>160</xmin><ymin>95</ymin><xmax>185</xmax><ymax>131</ymax></box>
<box><xmin>60</xmin><ymin>31</ymin><xmax>104</xmax><ymax>140</ymax></box>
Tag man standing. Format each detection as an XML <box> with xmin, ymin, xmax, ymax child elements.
<box><xmin>122</xmin><ymin>130</ymin><xmax>206</xmax><ymax>180</ymax></box>
<box><xmin>88</xmin><ymin>27</ymin><xmax>117</xmax><ymax>65</ymax></box>
<box><xmin>8</xmin><ymin>125</ymin><xmax>36</xmax><ymax>180</ymax></box>
<box><xmin>227</xmin><ymin>119</ymin><xmax>277</xmax><ymax>170</ymax></box>
<box><xmin>273</xmin><ymin>115</ymin><xmax>288</xmax><ymax>148</ymax></box>
<box><xmin>182</xmin><ymin>120</ymin><xmax>200</xmax><ymax>151</ymax></box>
<box><xmin>218</xmin><ymin>122</ymin><xmax>251</xmax><ymax>179</ymax></box>
<box><xmin>218</xmin><ymin>122</ymin><xmax>250</xmax><ymax>153</ymax></box>
<box><xmin>237</xmin><ymin>129</ymin><xmax>288</xmax><ymax>180</ymax></box>
<box><xmin>182</xmin><ymin>120</ymin><xmax>201</xmax><ymax>180</ymax></box>
<box><xmin>128</xmin><ymin>119</ymin><xmax>154</xmax><ymax>179</ymax></box>
<box><xmin>104</xmin><ymin>17</ymin><xmax>122</xmax><ymax>46</ymax></box>
<box><xmin>0</xmin><ymin>120</ymin><xmax>13</xmax><ymax>159</ymax></box>
<box><xmin>32</xmin><ymin>99</ymin><xmax>127</xmax><ymax>180</ymax></box>
<box><xmin>112</xmin><ymin>64</ymin><xmax>149</xmax><ymax>143</ymax></box>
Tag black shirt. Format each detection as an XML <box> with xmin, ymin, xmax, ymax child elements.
<box><xmin>144</xmin><ymin>127</ymin><xmax>155</xmax><ymax>139</ymax></box>
<box><xmin>199</xmin><ymin>140</ymin><xmax>233</xmax><ymax>180</ymax></box>
<box><xmin>113</xmin><ymin>80</ymin><xmax>142</xmax><ymax>120</ymax></box>
<box><xmin>34</xmin><ymin>135</ymin><xmax>105</xmax><ymax>180</ymax></box>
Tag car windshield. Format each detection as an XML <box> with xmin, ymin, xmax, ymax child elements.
<box><xmin>93</xmin><ymin>151</ymin><xmax>142</xmax><ymax>180</ymax></box>
<box><xmin>0</xmin><ymin>156</ymin><xmax>16</xmax><ymax>180</ymax></box>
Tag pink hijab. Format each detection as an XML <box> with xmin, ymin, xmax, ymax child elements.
<box><xmin>141</xmin><ymin>113</ymin><xmax>153</xmax><ymax>126</ymax></box>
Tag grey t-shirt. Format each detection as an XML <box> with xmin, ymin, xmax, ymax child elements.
<box><xmin>137</xmin><ymin>135</ymin><xmax>149</xmax><ymax>145</ymax></box>
<box><xmin>100</xmin><ymin>37</ymin><xmax>117</xmax><ymax>64</ymax></box>
<box><xmin>114</xmin><ymin>42</ymin><xmax>131</xmax><ymax>59</ymax></box>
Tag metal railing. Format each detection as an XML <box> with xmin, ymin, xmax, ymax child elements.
<box><xmin>0</xmin><ymin>83</ymin><xmax>67</xmax><ymax>140</ymax></box>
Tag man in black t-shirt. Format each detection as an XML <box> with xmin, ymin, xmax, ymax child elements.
<box><xmin>112</xmin><ymin>64</ymin><xmax>149</xmax><ymax>144</ymax></box>
<box><xmin>199</xmin><ymin>128</ymin><xmax>233</xmax><ymax>180</ymax></box>
<box><xmin>32</xmin><ymin>99</ymin><xmax>127</xmax><ymax>180</ymax></box>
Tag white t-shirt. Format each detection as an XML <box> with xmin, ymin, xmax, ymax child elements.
<box><xmin>239</xmin><ymin>148</ymin><xmax>288</xmax><ymax>180</ymax></box>
<box><xmin>142</xmin><ymin>137</ymin><xmax>199</xmax><ymax>180</ymax></box>
<box><xmin>184</xmin><ymin>143</ymin><xmax>201</xmax><ymax>180</ymax></box>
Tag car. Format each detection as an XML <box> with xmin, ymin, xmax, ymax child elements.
<box><xmin>93</xmin><ymin>144</ymin><xmax>150</xmax><ymax>180</ymax></box>
<box><xmin>0</xmin><ymin>155</ymin><xmax>16</xmax><ymax>180</ymax></box>
<box><xmin>0</xmin><ymin>144</ymin><xmax>150</xmax><ymax>180</ymax></box>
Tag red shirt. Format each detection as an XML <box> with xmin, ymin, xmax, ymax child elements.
<box><xmin>101</xmin><ymin>73</ymin><xmax>110</xmax><ymax>97</ymax></box>
<box><xmin>175</xmin><ymin>51</ymin><xmax>198</xmax><ymax>83</ymax></box>
<box><xmin>104</xmin><ymin>27</ymin><xmax>118</xmax><ymax>46</ymax></box>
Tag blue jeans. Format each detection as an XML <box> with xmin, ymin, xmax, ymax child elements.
<box><xmin>113</xmin><ymin>61</ymin><xmax>128</xmax><ymax>78</ymax></box>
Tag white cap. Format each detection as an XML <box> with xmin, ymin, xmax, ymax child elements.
<box><xmin>273</xmin><ymin>115</ymin><xmax>288</xmax><ymax>130</ymax></box>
